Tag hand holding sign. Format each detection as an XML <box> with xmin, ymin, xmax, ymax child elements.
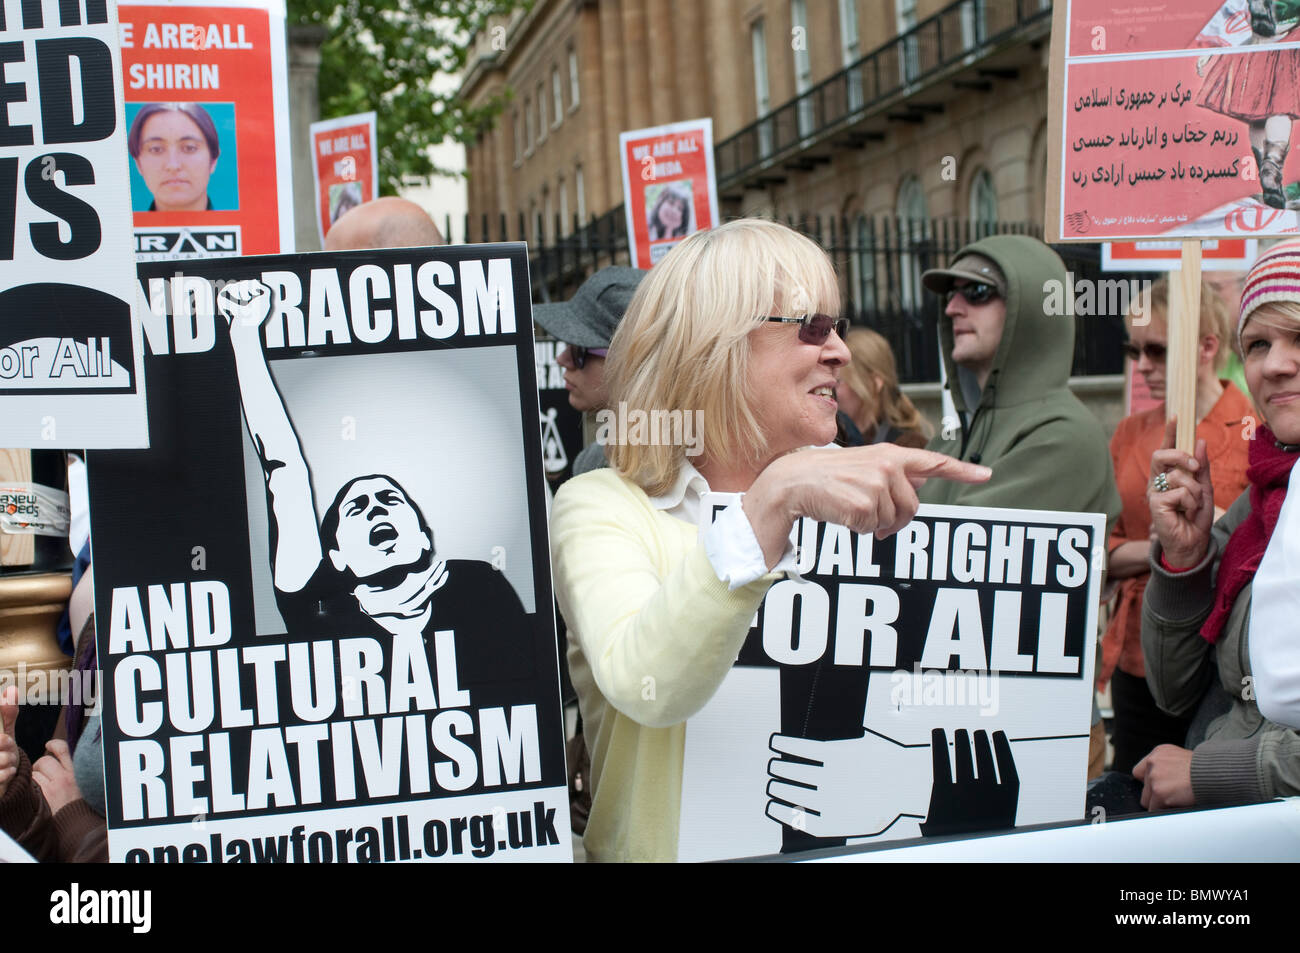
<box><xmin>32</xmin><ymin>739</ymin><xmax>81</xmax><ymax>814</ymax></box>
<box><xmin>1148</xmin><ymin>417</ymin><xmax>1215</xmax><ymax>568</ymax></box>
<box><xmin>0</xmin><ymin>686</ymin><xmax>18</xmax><ymax>800</ymax></box>
<box><xmin>765</xmin><ymin>729</ymin><xmax>931</xmax><ymax>837</ymax></box>
<box><xmin>743</xmin><ymin>445</ymin><xmax>992</xmax><ymax>569</ymax></box>
<box><xmin>919</xmin><ymin>728</ymin><xmax>1019</xmax><ymax>836</ymax></box>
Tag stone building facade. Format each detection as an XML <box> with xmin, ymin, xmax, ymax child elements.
<box><xmin>460</xmin><ymin>0</ymin><xmax>1055</xmax><ymax>241</ymax></box>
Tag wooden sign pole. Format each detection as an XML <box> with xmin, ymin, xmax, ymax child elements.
<box><xmin>1166</xmin><ymin>240</ymin><xmax>1202</xmax><ymax>454</ymax></box>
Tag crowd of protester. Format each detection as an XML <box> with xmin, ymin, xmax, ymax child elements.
<box><xmin>3</xmin><ymin>207</ymin><xmax>1298</xmax><ymax>862</ymax></box>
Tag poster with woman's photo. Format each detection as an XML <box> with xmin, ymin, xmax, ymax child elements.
<box><xmin>620</xmin><ymin>119</ymin><xmax>719</xmax><ymax>267</ymax></box>
<box><xmin>85</xmin><ymin>244</ymin><xmax>571</xmax><ymax>862</ymax></box>
<box><xmin>1049</xmin><ymin>0</ymin><xmax>1300</xmax><ymax>240</ymax></box>
<box><xmin>120</xmin><ymin>0</ymin><xmax>293</xmax><ymax>260</ymax></box>
<box><xmin>311</xmin><ymin>112</ymin><xmax>378</xmax><ymax>248</ymax></box>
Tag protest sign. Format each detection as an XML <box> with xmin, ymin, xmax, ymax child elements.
<box><xmin>1047</xmin><ymin>0</ymin><xmax>1300</xmax><ymax>241</ymax></box>
<box><xmin>87</xmin><ymin>243</ymin><xmax>571</xmax><ymax>862</ymax></box>
<box><xmin>0</xmin><ymin>0</ymin><xmax>150</xmax><ymax>447</ymax></box>
<box><xmin>310</xmin><ymin>112</ymin><xmax>377</xmax><ymax>248</ymax></box>
<box><xmin>1102</xmin><ymin>238</ymin><xmax>1258</xmax><ymax>272</ymax></box>
<box><xmin>678</xmin><ymin>501</ymin><xmax>1104</xmax><ymax>862</ymax></box>
<box><xmin>619</xmin><ymin>118</ymin><xmax>719</xmax><ymax>268</ymax></box>
<box><xmin>119</xmin><ymin>0</ymin><xmax>292</xmax><ymax>260</ymax></box>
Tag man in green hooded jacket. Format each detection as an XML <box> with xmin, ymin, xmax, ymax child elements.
<box><xmin>917</xmin><ymin>234</ymin><xmax>1121</xmax><ymax>525</ymax></box>
<box><xmin>918</xmin><ymin>235</ymin><xmax>1121</xmax><ymax>778</ymax></box>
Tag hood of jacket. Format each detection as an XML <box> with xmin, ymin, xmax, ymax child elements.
<box><xmin>938</xmin><ymin>234</ymin><xmax>1074</xmax><ymax>419</ymax></box>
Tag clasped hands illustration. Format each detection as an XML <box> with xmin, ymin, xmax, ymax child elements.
<box><xmin>765</xmin><ymin>727</ymin><xmax>1019</xmax><ymax>839</ymax></box>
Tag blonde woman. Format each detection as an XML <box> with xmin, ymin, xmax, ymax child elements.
<box><xmin>836</xmin><ymin>328</ymin><xmax>932</xmax><ymax>449</ymax></box>
<box><xmin>550</xmin><ymin>219</ymin><xmax>989</xmax><ymax>862</ymax></box>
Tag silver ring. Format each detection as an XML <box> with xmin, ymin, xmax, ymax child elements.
<box><xmin>1153</xmin><ymin>472</ymin><xmax>1170</xmax><ymax>493</ymax></box>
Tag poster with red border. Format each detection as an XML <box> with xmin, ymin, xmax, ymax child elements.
<box><xmin>119</xmin><ymin>0</ymin><xmax>293</xmax><ymax>261</ymax></box>
<box><xmin>310</xmin><ymin>112</ymin><xmax>377</xmax><ymax>248</ymax></box>
<box><xmin>1047</xmin><ymin>0</ymin><xmax>1300</xmax><ymax>242</ymax></box>
<box><xmin>1102</xmin><ymin>238</ymin><xmax>1258</xmax><ymax>271</ymax></box>
<box><xmin>619</xmin><ymin>119</ymin><xmax>719</xmax><ymax>268</ymax></box>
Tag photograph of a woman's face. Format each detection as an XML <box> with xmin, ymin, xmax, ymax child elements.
<box><xmin>127</xmin><ymin>103</ymin><xmax>227</xmax><ymax>213</ymax></box>
<box><xmin>646</xmin><ymin>181</ymin><xmax>693</xmax><ymax>241</ymax></box>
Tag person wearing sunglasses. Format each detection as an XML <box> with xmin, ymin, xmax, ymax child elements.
<box><xmin>534</xmin><ymin>267</ymin><xmax>647</xmax><ymax>476</ymax></box>
<box><xmin>549</xmin><ymin>219</ymin><xmax>991</xmax><ymax>861</ymax></box>
<box><xmin>1102</xmin><ymin>278</ymin><xmax>1252</xmax><ymax>776</ymax></box>
<box><xmin>919</xmin><ymin>236</ymin><xmax>1122</xmax><ymax>780</ymax></box>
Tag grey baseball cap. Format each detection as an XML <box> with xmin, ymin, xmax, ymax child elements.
<box><xmin>921</xmin><ymin>253</ymin><xmax>1008</xmax><ymax>299</ymax></box>
<box><xmin>532</xmin><ymin>266</ymin><xmax>648</xmax><ymax>349</ymax></box>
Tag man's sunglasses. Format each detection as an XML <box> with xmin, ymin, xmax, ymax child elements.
<box><xmin>569</xmin><ymin>345</ymin><xmax>608</xmax><ymax>369</ymax></box>
<box><xmin>765</xmin><ymin>313</ymin><xmax>850</xmax><ymax>345</ymax></box>
<box><xmin>1123</xmin><ymin>342</ymin><xmax>1167</xmax><ymax>363</ymax></box>
<box><xmin>945</xmin><ymin>282</ymin><xmax>999</xmax><ymax>306</ymax></box>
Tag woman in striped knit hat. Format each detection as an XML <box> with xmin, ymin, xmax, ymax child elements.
<box><xmin>1136</xmin><ymin>238</ymin><xmax>1300</xmax><ymax>810</ymax></box>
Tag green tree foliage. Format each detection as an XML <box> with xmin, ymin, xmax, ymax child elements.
<box><xmin>288</xmin><ymin>0</ymin><xmax>528</xmax><ymax>194</ymax></box>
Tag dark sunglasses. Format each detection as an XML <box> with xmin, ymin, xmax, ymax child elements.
<box><xmin>945</xmin><ymin>282</ymin><xmax>999</xmax><ymax>306</ymax></box>
<box><xmin>765</xmin><ymin>313</ymin><xmax>849</xmax><ymax>345</ymax></box>
<box><xmin>569</xmin><ymin>345</ymin><xmax>608</xmax><ymax>369</ymax></box>
<box><xmin>1123</xmin><ymin>342</ymin><xmax>1167</xmax><ymax>363</ymax></box>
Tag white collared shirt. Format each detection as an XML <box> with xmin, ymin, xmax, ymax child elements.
<box><xmin>646</xmin><ymin>457</ymin><xmax>802</xmax><ymax>590</ymax></box>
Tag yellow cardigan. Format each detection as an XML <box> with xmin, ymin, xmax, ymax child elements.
<box><xmin>551</xmin><ymin>468</ymin><xmax>777</xmax><ymax>862</ymax></box>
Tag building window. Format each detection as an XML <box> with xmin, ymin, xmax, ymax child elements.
<box><xmin>513</xmin><ymin>110</ymin><xmax>522</xmax><ymax>165</ymax></box>
<box><xmin>791</xmin><ymin>0</ymin><xmax>813</xmax><ymax>137</ymax></box>
<box><xmin>525</xmin><ymin>97</ymin><xmax>533</xmax><ymax>153</ymax></box>
<box><xmin>751</xmin><ymin>19</ymin><xmax>772</xmax><ymax>158</ymax></box>
<box><xmin>968</xmin><ymin>168</ymin><xmax>998</xmax><ymax>233</ymax></box>
<box><xmin>544</xmin><ymin>190</ymin><xmax>553</xmax><ymax>243</ymax></box>
<box><xmin>575</xmin><ymin>165</ymin><xmax>586</xmax><ymax>224</ymax></box>
<box><xmin>568</xmin><ymin>46</ymin><xmax>580</xmax><ymax>110</ymax></box>
<box><xmin>552</xmin><ymin>67</ymin><xmax>563</xmax><ymax>126</ymax></box>
<box><xmin>896</xmin><ymin>176</ymin><xmax>929</xmax><ymax>311</ymax></box>
<box><xmin>537</xmin><ymin>83</ymin><xmax>547</xmax><ymax>142</ymax></box>
<box><xmin>559</xmin><ymin>177</ymin><xmax>569</xmax><ymax>236</ymax></box>
<box><xmin>961</xmin><ymin>0</ymin><xmax>989</xmax><ymax>49</ymax></box>
<box><xmin>897</xmin><ymin>0</ymin><xmax>920</xmax><ymax>84</ymax></box>
<box><xmin>850</xmin><ymin>214</ymin><xmax>876</xmax><ymax>317</ymax></box>
<box><xmin>840</xmin><ymin>0</ymin><xmax>862</xmax><ymax>110</ymax></box>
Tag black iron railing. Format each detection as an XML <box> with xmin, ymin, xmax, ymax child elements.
<box><xmin>461</xmin><ymin>211</ymin><xmax>1130</xmax><ymax>385</ymax></box>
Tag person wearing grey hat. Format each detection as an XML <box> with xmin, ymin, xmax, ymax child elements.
<box><xmin>534</xmin><ymin>266</ymin><xmax>647</xmax><ymax>475</ymax></box>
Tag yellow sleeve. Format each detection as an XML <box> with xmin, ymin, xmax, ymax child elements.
<box><xmin>551</xmin><ymin>472</ymin><xmax>775</xmax><ymax>728</ymax></box>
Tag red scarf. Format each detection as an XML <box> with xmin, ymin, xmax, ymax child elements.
<box><xmin>1203</xmin><ymin>426</ymin><xmax>1300</xmax><ymax>643</ymax></box>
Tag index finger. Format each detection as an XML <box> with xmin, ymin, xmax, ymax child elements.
<box><xmin>897</xmin><ymin>449</ymin><xmax>992</xmax><ymax>485</ymax></box>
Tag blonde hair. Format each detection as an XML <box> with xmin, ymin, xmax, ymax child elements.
<box><xmin>605</xmin><ymin>218</ymin><xmax>840</xmax><ymax>495</ymax></box>
<box><xmin>1126</xmin><ymin>278</ymin><xmax>1235</xmax><ymax>370</ymax></box>
<box><xmin>840</xmin><ymin>328</ymin><xmax>933</xmax><ymax>439</ymax></box>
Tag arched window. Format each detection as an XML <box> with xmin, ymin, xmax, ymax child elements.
<box><xmin>968</xmin><ymin>168</ymin><xmax>998</xmax><ymax>235</ymax></box>
<box><xmin>849</xmin><ymin>214</ymin><xmax>876</xmax><ymax>318</ymax></box>
<box><xmin>896</xmin><ymin>176</ymin><xmax>929</xmax><ymax>311</ymax></box>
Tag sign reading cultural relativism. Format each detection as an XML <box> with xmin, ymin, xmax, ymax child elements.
<box><xmin>678</xmin><ymin>501</ymin><xmax>1104</xmax><ymax>862</ymax></box>
<box><xmin>119</xmin><ymin>0</ymin><xmax>293</xmax><ymax>260</ymax></box>
<box><xmin>88</xmin><ymin>244</ymin><xmax>571</xmax><ymax>862</ymax></box>
<box><xmin>0</xmin><ymin>0</ymin><xmax>150</xmax><ymax>447</ymax></box>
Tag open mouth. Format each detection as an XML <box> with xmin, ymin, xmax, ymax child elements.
<box><xmin>810</xmin><ymin>385</ymin><xmax>836</xmax><ymax>404</ymax></box>
<box><xmin>369</xmin><ymin>522</ymin><xmax>398</xmax><ymax>546</ymax></box>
